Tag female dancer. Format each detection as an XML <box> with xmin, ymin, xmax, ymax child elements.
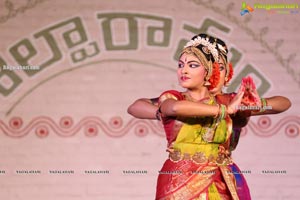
<box><xmin>153</xmin><ymin>34</ymin><xmax>243</xmax><ymax>199</ymax></box>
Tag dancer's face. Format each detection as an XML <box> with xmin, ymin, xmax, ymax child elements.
<box><xmin>210</xmin><ymin>57</ymin><xmax>226</xmax><ymax>95</ymax></box>
<box><xmin>177</xmin><ymin>53</ymin><xmax>207</xmax><ymax>90</ymax></box>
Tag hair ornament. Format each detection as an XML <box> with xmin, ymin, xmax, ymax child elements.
<box><xmin>217</xmin><ymin>43</ymin><xmax>227</xmax><ymax>54</ymax></box>
<box><xmin>184</xmin><ymin>36</ymin><xmax>219</xmax><ymax>62</ymax></box>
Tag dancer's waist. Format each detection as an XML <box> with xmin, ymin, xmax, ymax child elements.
<box><xmin>168</xmin><ymin>148</ymin><xmax>232</xmax><ymax>165</ymax></box>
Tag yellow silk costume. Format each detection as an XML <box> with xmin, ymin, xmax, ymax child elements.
<box><xmin>155</xmin><ymin>90</ymin><xmax>241</xmax><ymax>200</ymax></box>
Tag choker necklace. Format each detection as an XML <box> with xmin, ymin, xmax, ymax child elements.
<box><xmin>183</xmin><ymin>92</ymin><xmax>214</xmax><ymax>104</ymax></box>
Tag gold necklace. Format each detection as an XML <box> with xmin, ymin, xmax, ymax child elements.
<box><xmin>183</xmin><ymin>92</ymin><xmax>214</xmax><ymax>104</ymax></box>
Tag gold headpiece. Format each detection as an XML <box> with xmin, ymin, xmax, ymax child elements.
<box><xmin>184</xmin><ymin>36</ymin><xmax>219</xmax><ymax>62</ymax></box>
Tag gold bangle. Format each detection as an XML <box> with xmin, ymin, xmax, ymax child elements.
<box><xmin>214</xmin><ymin>104</ymin><xmax>220</xmax><ymax>118</ymax></box>
<box><xmin>156</xmin><ymin>107</ymin><xmax>162</xmax><ymax>121</ymax></box>
<box><xmin>260</xmin><ymin>98</ymin><xmax>267</xmax><ymax>113</ymax></box>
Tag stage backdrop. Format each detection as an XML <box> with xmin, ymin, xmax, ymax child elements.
<box><xmin>0</xmin><ymin>0</ymin><xmax>299</xmax><ymax>199</ymax></box>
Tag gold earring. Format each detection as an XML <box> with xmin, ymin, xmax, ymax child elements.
<box><xmin>204</xmin><ymin>77</ymin><xmax>211</xmax><ymax>86</ymax></box>
<box><xmin>224</xmin><ymin>77</ymin><xmax>229</xmax><ymax>86</ymax></box>
<box><xmin>204</xmin><ymin>81</ymin><xmax>211</xmax><ymax>86</ymax></box>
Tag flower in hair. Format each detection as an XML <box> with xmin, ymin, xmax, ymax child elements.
<box><xmin>208</xmin><ymin>62</ymin><xmax>221</xmax><ymax>90</ymax></box>
<box><xmin>184</xmin><ymin>36</ymin><xmax>219</xmax><ymax>61</ymax></box>
<box><xmin>225</xmin><ymin>62</ymin><xmax>234</xmax><ymax>85</ymax></box>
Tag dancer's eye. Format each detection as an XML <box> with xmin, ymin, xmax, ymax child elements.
<box><xmin>178</xmin><ymin>63</ymin><xmax>184</xmax><ymax>68</ymax></box>
<box><xmin>219</xmin><ymin>66</ymin><xmax>225</xmax><ymax>71</ymax></box>
<box><xmin>189</xmin><ymin>63</ymin><xmax>200</xmax><ymax>68</ymax></box>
